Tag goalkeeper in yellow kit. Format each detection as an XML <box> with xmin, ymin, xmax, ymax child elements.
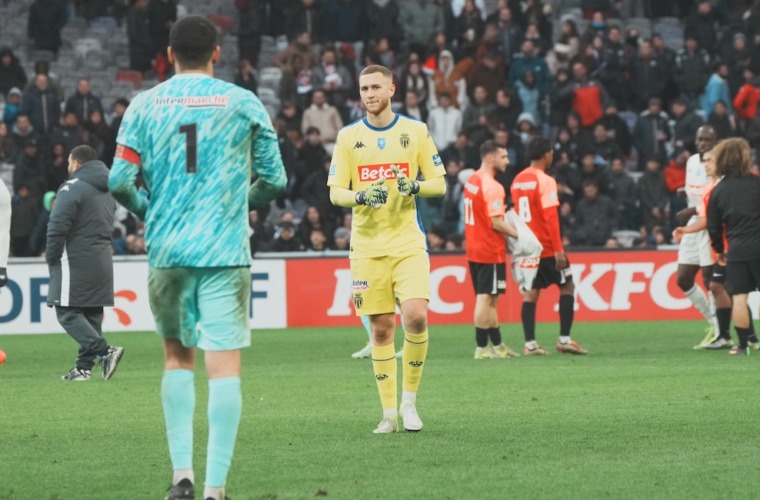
<box><xmin>328</xmin><ymin>65</ymin><xmax>446</xmax><ymax>433</ymax></box>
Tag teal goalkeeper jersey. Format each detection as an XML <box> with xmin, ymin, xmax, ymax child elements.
<box><xmin>110</xmin><ymin>73</ymin><xmax>285</xmax><ymax>268</ymax></box>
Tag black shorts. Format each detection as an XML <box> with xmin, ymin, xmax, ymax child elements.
<box><xmin>532</xmin><ymin>257</ymin><xmax>573</xmax><ymax>290</ymax></box>
<box><xmin>468</xmin><ymin>261</ymin><xmax>507</xmax><ymax>295</ymax></box>
<box><xmin>726</xmin><ymin>259</ymin><xmax>760</xmax><ymax>295</ymax></box>
<box><xmin>712</xmin><ymin>263</ymin><xmax>727</xmax><ymax>286</ymax></box>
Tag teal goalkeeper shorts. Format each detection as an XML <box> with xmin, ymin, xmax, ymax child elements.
<box><xmin>148</xmin><ymin>267</ymin><xmax>251</xmax><ymax>351</ymax></box>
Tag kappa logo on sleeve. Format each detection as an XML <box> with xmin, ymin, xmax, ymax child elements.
<box><xmin>433</xmin><ymin>154</ymin><xmax>443</xmax><ymax>167</ymax></box>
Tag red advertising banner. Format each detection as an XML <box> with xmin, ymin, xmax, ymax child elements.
<box><xmin>286</xmin><ymin>250</ymin><xmax>702</xmax><ymax>327</ymax></box>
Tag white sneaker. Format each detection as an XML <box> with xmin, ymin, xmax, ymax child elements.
<box><xmin>491</xmin><ymin>343</ymin><xmax>520</xmax><ymax>358</ymax></box>
<box><xmin>474</xmin><ymin>346</ymin><xmax>492</xmax><ymax>359</ymax></box>
<box><xmin>704</xmin><ymin>337</ymin><xmax>733</xmax><ymax>350</ymax></box>
<box><xmin>373</xmin><ymin>416</ymin><xmax>398</xmax><ymax>434</ymax></box>
<box><xmin>400</xmin><ymin>400</ymin><xmax>423</xmax><ymax>432</ymax></box>
<box><xmin>351</xmin><ymin>343</ymin><xmax>372</xmax><ymax>359</ymax></box>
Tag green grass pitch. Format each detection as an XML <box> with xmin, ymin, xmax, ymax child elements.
<box><xmin>1</xmin><ymin>321</ymin><xmax>759</xmax><ymax>499</ymax></box>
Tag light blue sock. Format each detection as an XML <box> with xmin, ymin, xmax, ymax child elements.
<box><xmin>360</xmin><ymin>315</ymin><xmax>371</xmax><ymax>341</ymax></box>
<box><xmin>206</xmin><ymin>377</ymin><xmax>242</xmax><ymax>488</ymax></box>
<box><xmin>161</xmin><ymin>369</ymin><xmax>195</xmax><ymax>471</ymax></box>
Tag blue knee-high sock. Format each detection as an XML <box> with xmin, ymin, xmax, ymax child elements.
<box><xmin>360</xmin><ymin>315</ymin><xmax>371</xmax><ymax>341</ymax></box>
<box><xmin>206</xmin><ymin>377</ymin><xmax>242</xmax><ymax>488</ymax></box>
<box><xmin>161</xmin><ymin>369</ymin><xmax>195</xmax><ymax>471</ymax></box>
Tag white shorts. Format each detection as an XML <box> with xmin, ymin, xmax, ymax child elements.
<box><xmin>677</xmin><ymin>230</ymin><xmax>714</xmax><ymax>267</ymax></box>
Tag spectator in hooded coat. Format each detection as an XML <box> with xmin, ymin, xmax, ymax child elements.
<box><xmin>0</xmin><ymin>48</ymin><xmax>27</xmax><ymax>98</ymax></box>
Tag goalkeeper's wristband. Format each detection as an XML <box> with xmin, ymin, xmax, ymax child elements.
<box><xmin>355</xmin><ymin>190</ymin><xmax>366</xmax><ymax>206</ymax></box>
<box><xmin>410</xmin><ymin>180</ymin><xmax>420</xmax><ymax>195</ymax></box>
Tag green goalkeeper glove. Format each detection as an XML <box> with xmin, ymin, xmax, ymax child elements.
<box><xmin>391</xmin><ymin>165</ymin><xmax>419</xmax><ymax>196</ymax></box>
<box><xmin>355</xmin><ymin>178</ymin><xmax>388</xmax><ymax>209</ymax></box>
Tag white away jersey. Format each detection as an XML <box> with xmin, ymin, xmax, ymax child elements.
<box><xmin>684</xmin><ymin>153</ymin><xmax>708</xmax><ymax>225</ymax></box>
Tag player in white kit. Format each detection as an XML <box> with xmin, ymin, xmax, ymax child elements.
<box><xmin>675</xmin><ymin>126</ymin><xmax>719</xmax><ymax>349</ymax></box>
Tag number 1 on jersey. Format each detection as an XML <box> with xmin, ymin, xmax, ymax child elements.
<box><xmin>179</xmin><ymin>123</ymin><xmax>197</xmax><ymax>174</ymax></box>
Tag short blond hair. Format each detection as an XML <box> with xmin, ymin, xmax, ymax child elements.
<box><xmin>360</xmin><ymin>64</ymin><xmax>393</xmax><ymax>80</ymax></box>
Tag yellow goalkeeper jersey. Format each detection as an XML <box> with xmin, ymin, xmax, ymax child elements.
<box><xmin>328</xmin><ymin>114</ymin><xmax>446</xmax><ymax>259</ymax></box>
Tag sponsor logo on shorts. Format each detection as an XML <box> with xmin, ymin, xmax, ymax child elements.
<box><xmin>497</xmin><ymin>280</ymin><xmax>507</xmax><ymax>289</ymax></box>
<box><xmin>357</xmin><ymin>163</ymin><xmax>410</xmax><ymax>182</ymax></box>
<box><xmin>433</xmin><ymin>154</ymin><xmax>443</xmax><ymax>166</ymax></box>
<box><xmin>520</xmin><ymin>257</ymin><xmax>541</xmax><ymax>269</ymax></box>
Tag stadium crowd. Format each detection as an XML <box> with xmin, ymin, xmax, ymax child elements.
<box><xmin>4</xmin><ymin>0</ymin><xmax>760</xmax><ymax>257</ymax></box>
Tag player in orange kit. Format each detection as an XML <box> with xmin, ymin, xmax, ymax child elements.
<box><xmin>510</xmin><ymin>135</ymin><xmax>587</xmax><ymax>355</ymax></box>
<box><xmin>463</xmin><ymin>140</ymin><xmax>520</xmax><ymax>359</ymax></box>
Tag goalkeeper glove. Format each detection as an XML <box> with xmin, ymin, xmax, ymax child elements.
<box><xmin>0</xmin><ymin>267</ymin><xmax>7</xmax><ymax>289</ymax></box>
<box><xmin>355</xmin><ymin>178</ymin><xmax>388</xmax><ymax>209</ymax></box>
<box><xmin>391</xmin><ymin>165</ymin><xmax>419</xmax><ymax>196</ymax></box>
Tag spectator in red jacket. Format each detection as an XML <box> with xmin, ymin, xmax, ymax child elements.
<box><xmin>733</xmin><ymin>72</ymin><xmax>760</xmax><ymax>123</ymax></box>
<box><xmin>663</xmin><ymin>147</ymin><xmax>690</xmax><ymax>229</ymax></box>
<box><xmin>560</xmin><ymin>61</ymin><xmax>609</xmax><ymax>128</ymax></box>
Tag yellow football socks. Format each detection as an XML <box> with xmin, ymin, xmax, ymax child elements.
<box><xmin>371</xmin><ymin>342</ymin><xmax>397</xmax><ymax>415</ymax></box>
<box><xmin>402</xmin><ymin>330</ymin><xmax>429</xmax><ymax>394</ymax></box>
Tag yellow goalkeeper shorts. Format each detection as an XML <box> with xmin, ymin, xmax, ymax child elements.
<box><xmin>350</xmin><ymin>251</ymin><xmax>430</xmax><ymax>316</ymax></box>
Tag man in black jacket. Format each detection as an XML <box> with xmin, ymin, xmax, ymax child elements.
<box><xmin>64</xmin><ymin>78</ymin><xmax>103</xmax><ymax>127</ymax></box>
<box><xmin>673</xmin><ymin>37</ymin><xmax>711</xmax><ymax>106</ymax></box>
<box><xmin>46</xmin><ymin>145</ymin><xmax>124</xmax><ymax>381</ymax></box>
<box><xmin>707</xmin><ymin>138</ymin><xmax>760</xmax><ymax>355</ymax></box>
<box><xmin>27</xmin><ymin>0</ymin><xmax>67</xmax><ymax>55</ymax></box>
<box><xmin>127</xmin><ymin>0</ymin><xmax>153</xmax><ymax>72</ymax></box>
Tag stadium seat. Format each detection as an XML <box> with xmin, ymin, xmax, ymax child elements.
<box><xmin>115</xmin><ymin>54</ymin><xmax>131</xmax><ymax>69</ymax></box>
<box><xmin>209</xmin><ymin>14</ymin><xmax>233</xmax><ymax>32</ymax></box>
<box><xmin>275</xmin><ymin>35</ymin><xmax>289</xmax><ymax>51</ymax></box>
<box><xmin>29</xmin><ymin>50</ymin><xmax>55</xmax><ymax>63</ymax></box>
<box><xmin>626</xmin><ymin>17</ymin><xmax>653</xmax><ymax>38</ymax></box>
<box><xmin>654</xmin><ymin>17</ymin><xmax>680</xmax><ymax>28</ymax></box>
<box><xmin>612</xmin><ymin>230</ymin><xmax>643</xmax><ymax>248</ymax></box>
<box><xmin>89</xmin><ymin>16</ymin><xmax>118</xmax><ymax>36</ymax></box>
<box><xmin>74</xmin><ymin>38</ymin><xmax>103</xmax><ymax>60</ymax></box>
<box><xmin>259</xmin><ymin>67</ymin><xmax>283</xmax><ymax>91</ymax></box>
<box><xmin>116</xmin><ymin>70</ymin><xmax>143</xmax><ymax>86</ymax></box>
<box><xmin>606</xmin><ymin>18</ymin><xmax>623</xmax><ymax>30</ymax></box>
<box><xmin>83</xmin><ymin>50</ymin><xmax>108</xmax><ymax>70</ymax></box>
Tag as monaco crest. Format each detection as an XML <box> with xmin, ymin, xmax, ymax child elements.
<box><xmin>400</xmin><ymin>133</ymin><xmax>410</xmax><ymax>149</ymax></box>
<box><xmin>353</xmin><ymin>292</ymin><xmax>363</xmax><ymax>309</ymax></box>
<box><xmin>377</xmin><ymin>138</ymin><xmax>386</xmax><ymax>149</ymax></box>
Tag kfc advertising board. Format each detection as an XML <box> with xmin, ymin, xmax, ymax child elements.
<box><xmin>2</xmin><ymin>251</ymin><xmax>758</xmax><ymax>334</ymax></box>
<box><xmin>287</xmin><ymin>251</ymin><xmax>757</xmax><ymax>326</ymax></box>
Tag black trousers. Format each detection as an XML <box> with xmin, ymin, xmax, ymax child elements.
<box><xmin>56</xmin><ymin>306</ymin><xmax>108</xmax><ymax>370</ymax></box>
